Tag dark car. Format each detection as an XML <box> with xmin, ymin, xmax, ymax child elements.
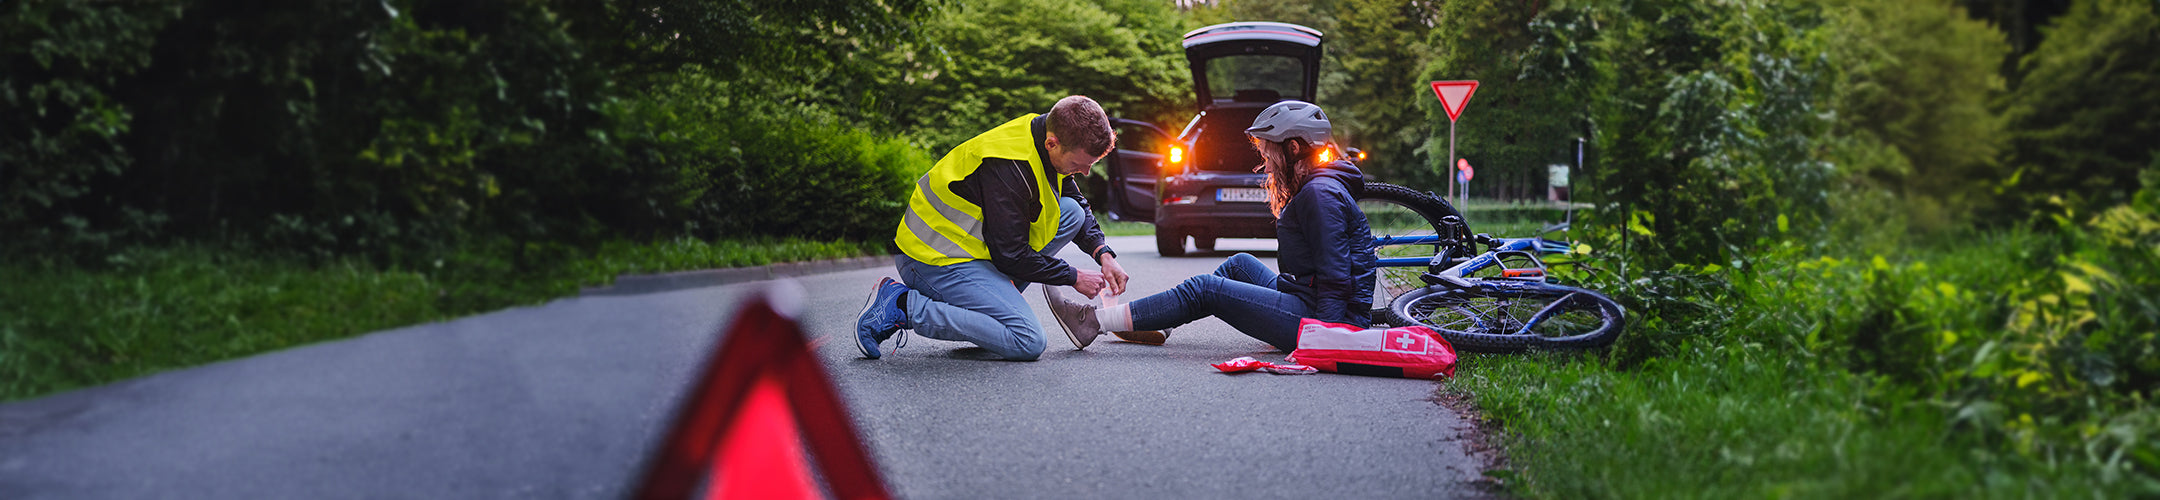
<box><xmin>1101</xmin><ymin>22</ymin><xmax>1326</xmax><ymax>256</ymax></box>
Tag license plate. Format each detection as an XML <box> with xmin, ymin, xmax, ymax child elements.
<box><xmin>1216</xmin><ymin>187</ymin><xmax>1267</xmax><ymax>203</ymax></box>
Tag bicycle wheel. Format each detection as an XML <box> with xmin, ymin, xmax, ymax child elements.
<box><xmin>1388</xmin><ymin>281</ymin><xmax>1626</xmax><ymax>353</ymax></box>
<box><xmin>1357</xmin><ymin>182</ymin><xmax>1464</xmax><ymax>325</ymax></box>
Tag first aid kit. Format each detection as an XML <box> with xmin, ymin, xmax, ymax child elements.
<box><xmin>1285</xmin><ymin>319</ymin><xmax>1458</xmax><ymax>379</ymax></box>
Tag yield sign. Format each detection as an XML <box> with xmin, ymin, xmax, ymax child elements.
<box><xmin>1430</xmin><ymin>80</ymin><xmax>1479</xmax><ymax>122</ymax></box>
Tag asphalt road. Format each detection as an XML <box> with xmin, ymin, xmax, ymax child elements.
<box><xmin>0</xmin><ymin>236</ymin><xmax>1492</xmax><ymax>499</ymax></box>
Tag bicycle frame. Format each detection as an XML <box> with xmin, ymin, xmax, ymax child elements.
<box><xmin>1372</xmin><ymin>235</ymin><xmax>1572</xmax><ymax>289</ymax></box>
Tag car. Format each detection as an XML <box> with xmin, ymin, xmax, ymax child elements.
<box><xmin>1100</xmin><ymin>22</ymin><xmax>1330</xmax><ymax>257</ymax></box>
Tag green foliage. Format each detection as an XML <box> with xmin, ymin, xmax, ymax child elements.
<box><xmin>1430</xmin><ymin>1</ymin><xmax>2160</xmax><ymax>495</ymax></box>
<box><xmin>0</xmin><ymin>2</ymin><xmax>176</xmax><ymax>243</ymax></box>
<box><xmin>1519</xmin><ymin>0</ymin><xmax>1835</xmax><ymax>269</ymax></box>
<box><xmin>1456</xmin><ymin>349</ymin><xmax>2138</xmax><ymax>497</ymax></box>
<box><xmin>1815</xmin><ymin>0</ymin><xmax>2010</xmax><ymax>232</ymax></box>
<box><xmin>1331</xmin><ymin>0</ymin><xmax>1439</xmax><ymax>184</ymax></box>
<box><xmin>552</xmin><ymin>0</ymin><xmax>936</xmax><ymax>87</ymax></box>
<box><xmin>874</xmin><ymin>0</ymin><xmax>1191</xmax><ymax>153</ymax></box>
<box><xmin>0</xmin><ymin>236</ymin><xmax>880</xmax><ymax>401</ymax></box>
<box><xmin>1091</xmin><ymin>214</ymin><xmax>1156</xmax><ymax>237</ymax></box>
<box><xmin>0</xmin><ymin>247</ymin><xmax>442</xmax><ymax>400</ymax></box>
<box><xmin>1469</xmin><ymin>201</ymin><xmax>2160</xmax><ymax>496</ymax></box>
<box><xmin>2</xmin><ymin>0</ymin><xmax>937</xmax><ymax>264</ymax></box>
<box><xmin>1416</xmin><ymin>0</ymin><xmax>1584</xmax><ymax>199</ymax></box>
<box><xmin>692</xmin><ymin>113</ymin><xmax>935</xmax><ymax>243</ymax></box>
<box><xmin>1998</xmin><ymin>0</ymin><xmax>2160</xmax><ymax>219</ymax></box>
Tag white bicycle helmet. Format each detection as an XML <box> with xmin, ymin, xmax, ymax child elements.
<box><xmin>1245</xmin><ymin>100</ymin><xmax>1332</xmax><ymax>146</ymax></box>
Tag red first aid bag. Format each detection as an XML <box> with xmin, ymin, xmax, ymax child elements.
<box><xmin>1285</xmin><ymin>319</ymin><xmax>1458</xmax><ymax>379</ymax></box>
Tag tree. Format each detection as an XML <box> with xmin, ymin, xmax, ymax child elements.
<box><xmin>550</xmin><ymin>0</ymin><xmax>936</xmax><ymax>87</ymax></box>
<box><xmin>0</xmin><ymin>2</ymin><xmax>174</xmax><ymax>243</ymax></box>
<box><xmin>875</xmin><ymin>0</ymin><xmax>1190</xmax><ymax>153</ymax></box>
<box><xmin>1418</xmin><ymin>0</ymin><xmax>1578</xmax><ymax>199</ymax></box>
<box><xmin>1997</xmin><ymin>0</ymin><xmax>2160</xmax><ymax>219</ymax></box>
<box><xmin>1814</xmin><ymin>0</ymin><xmax>2011</xmax><ymax>230</ymax></box>
<box><xmin>1332</xmin><ymin>0</ymin><xmax>1440</xmax><ymax>185</ymax></box>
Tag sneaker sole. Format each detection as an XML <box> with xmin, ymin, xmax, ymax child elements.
<box><xmin>855</xmin><ymin>280</ymin><xmax>889</xmax><ymax>359</ymax></box>
<box><xmin>1113</xmin><ymin>330</ymin><xmax>1168</xmax><ymax>345</ymax></box>
<box><xmin>1044</xmin><ymin>287</ymin><xmax>1090</xmax><ymax>350</ymax></box>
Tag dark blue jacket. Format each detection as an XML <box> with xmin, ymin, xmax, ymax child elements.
<box><xmin>1273</xmin><ymin>160</ymin><xmax>1378</xmax><ymax>327</ymax></box>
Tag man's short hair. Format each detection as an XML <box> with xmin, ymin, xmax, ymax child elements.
<box><xmin>1047</xmin><ymin>95</ymin><xmax>1115</xmax><ymax>157</ymax></box>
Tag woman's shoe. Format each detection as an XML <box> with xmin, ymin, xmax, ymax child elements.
<box><xmin>1111</xmin><ymin>329</ymin><xmax>1172</xmax><ymax>345</ymax></box>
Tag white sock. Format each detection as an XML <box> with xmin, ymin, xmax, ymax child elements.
<box><xmin>1096</xmin><ymin>304</ymin><xmax>1133</xmax><ymax>332</ymax></box>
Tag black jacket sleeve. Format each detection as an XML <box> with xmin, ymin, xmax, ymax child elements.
<box><xmin>1290</xmin><ymin>182</ymin><xmax>1361</xmax><ymax>324</ymax></box>
<box><xmin>974</xmin><ymin>159</ymin><xmax>1080</xmax><ymax>285</ymax></box>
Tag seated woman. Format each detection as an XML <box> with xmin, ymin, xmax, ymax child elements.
<box><xmin>1044</xmin><ymin>100</ymin><xmax>1375</xmax><ymax>351</ymax></box>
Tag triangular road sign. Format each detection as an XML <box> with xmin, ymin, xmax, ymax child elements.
<box><xmin>1430</xmin><ymin>81</ymin><xmax>1479</xmax><ymax>122</ymax></box>
<box><xmin>635</xmin><ymin>286</ymin><xmax>891</xmax><ymax>500</ymax></box>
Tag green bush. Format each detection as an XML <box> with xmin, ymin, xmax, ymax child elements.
<box><xmin>0</xmin><ymin>2</ymin><xmax>175</xmax><ymax>246</ymax></box>
<box><xmin>692</xmin><ymin>115</ymin><xmax>933</xmax><ymax>243</ymax></box>
<box><xmin>1497</xmin><ymin>1</ymin><xmax>1836</xmax><ymax>270</ymax></box>
<box><xmin>1998</xmin><ymin>0</ymin><xmax>2160</xmax><ymax>219</ymax></box>
<box><xmin>1812</xmin><ymin>0</ymin><xmax>2010</xmax><ymax>231</ymax></box>
<box><xmin>1416</xmin><ymin>0</ymin><xmax>1583</xmax><ymax>199</ymax></box>
<box><xmin>0</xmin><ymin>248</ymin><xmax>442</xmax><ymax>399</ymax></box>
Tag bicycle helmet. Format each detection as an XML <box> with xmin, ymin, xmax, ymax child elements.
<box><xmin>1245</xmin><ymin>100</ymin><xmax>1332</xmax><ymax>146</ymax></box>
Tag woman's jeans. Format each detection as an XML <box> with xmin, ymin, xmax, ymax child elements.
<box><xmin>1129</xmin><ymin>252</ymin><xmax>1310</xmax><ymax>351</ymax></box>
<box><xmin>894</xmin><ymin>197</ymin><xmax>1085</xmax><ymax>361</ymax></box>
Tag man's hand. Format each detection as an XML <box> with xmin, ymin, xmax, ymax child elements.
<box><xmin>1073</xmin><ymin>269</ymin><xmax>1107</xmax><ymax>298</ymax></box>
<box><xmin>1099</xmin><ymin>255</ymin><xmax>1129</xmax><ymax>296</ymax></box>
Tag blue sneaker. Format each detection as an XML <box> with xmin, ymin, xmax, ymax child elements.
<box><xmin>855</xmin><ymin>277</ymin><xmax>912</xmax><ymax>359</ymax></box>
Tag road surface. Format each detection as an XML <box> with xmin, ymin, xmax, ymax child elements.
<box><xmin>0</xmin><ymin>236</ymin><xmax>1493</xmax><ymax>499</ymax></box>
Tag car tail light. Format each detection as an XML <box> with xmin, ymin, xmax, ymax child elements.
<box><xmin>1164</xmin><ymin>147</ymin><xmax>1189</xmax><ymax>179</ymax></box>
<box><xmin>1356</xmin><ymin>150</ymin><xmax>1368</xmax><ymax>161</ymax></box>
<box><xmin>1164</xmin><ymin>194</ymin><xmax>1198</xmax><ymax>205</ymax></box>
<box><xmin>1317</xmin><ymin>148</ymin><xmax>1333</xmax><ymax>163</ymax></box>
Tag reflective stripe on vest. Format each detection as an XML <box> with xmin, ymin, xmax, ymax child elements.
<box><xmin>894</xmin><ymin>114</ymin><xmax>1063</xmax><ymax>266</ymax></box>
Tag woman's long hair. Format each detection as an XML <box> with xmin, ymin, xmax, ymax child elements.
<box><xmin>1260</xmin><ymin>139</ymin><xmax>1317</xmax><ymax>217</ymax></box>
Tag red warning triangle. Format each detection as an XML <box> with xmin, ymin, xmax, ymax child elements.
<box><xmin>634</xmin><ymin>289</ymin><xmax>891</xmax><ymax>500</ymax></box>
<box><xmin>1430</xmin><ymin>81</ymin><xmax>1479</xmax><ymax>122</ymax></box>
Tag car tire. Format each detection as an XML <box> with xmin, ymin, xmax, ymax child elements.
<box><xmin>1194</xmin><ymin>237</ymin><xmax>1216</xmax><ymax>252</ymax></box>
<box><xmin>1156</xmin><ymin>230</ymin><xmax>1186</xmax><ymax>257</ymax></box>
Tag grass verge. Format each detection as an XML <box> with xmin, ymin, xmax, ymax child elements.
<box><xmin>1449</xmin><ymin>223</ymin><xmax>2160</xmax><ymax>497</ymax></box>
<box><xmin>0</xmin><ymin>237</ymin><xmax>883</xmax><ymax>401</ymax></box>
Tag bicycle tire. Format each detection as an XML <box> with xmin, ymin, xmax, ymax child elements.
<box><xmin>1387</xmin><ymin>281</ymin><xmax>1626</xmax><ymax>353</ymax></box>
<box><xmin>1357</xmin><ymin>182</ymin><xmax>1464</xmax><ymax>325</ymax></box>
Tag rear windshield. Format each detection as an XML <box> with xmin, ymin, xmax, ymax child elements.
<box><xmin>1191</xmin><ymin>107</ymin><xmax>1265</xmax><ymax>173</ymax></box>
<box><xmin>1205</xmin><ymin>54</ymin><xmax>1306</xmax><ymax>103</ymax></box>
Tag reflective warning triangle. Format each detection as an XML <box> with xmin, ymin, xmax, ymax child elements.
<box><xmin>634</xmin><ymin>287</ymin><xmax>891</xmax><ymax>500</ymax></box>
<box><xmin>1430</xmin><ymin>81</ymin><xmax>1479</xmax><ymax>122</ymax></box>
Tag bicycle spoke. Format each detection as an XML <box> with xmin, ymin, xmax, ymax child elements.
<box><xmin>1390</xmin><ymin>281</ymin><xmax>1626</xmax><ymax>353</ymax></box>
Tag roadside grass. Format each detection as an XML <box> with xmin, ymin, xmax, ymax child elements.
<box><xmin>1092</xmin><ymin>214</ymin><xmax>1157</xmax><ymax>236</ymax></box>
<box><xmin>1455</xmin><ymin>352</ymin><xmax>2112</xmax><ymax>497</ymax></box>
<box><xmin>1451</xmin><ymin>223</ymin><xmax>2160</xmax><ymax>497</ymax></box>
<box><xmin>0</xmin><ymin>237</ymin><xmax>884</xmax><ymax>401</ymax></box>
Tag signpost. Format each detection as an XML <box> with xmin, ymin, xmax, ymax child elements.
<box><xmin>1430</xmin><ymin>81</ymin><xmax>1479</xmax><ymax>210</ymax></box>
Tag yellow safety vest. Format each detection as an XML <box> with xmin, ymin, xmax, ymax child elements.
<box><xmin>895</xmin><ymin>114</ymin><xmax>1063</xmax><ymax>266</ymax></box>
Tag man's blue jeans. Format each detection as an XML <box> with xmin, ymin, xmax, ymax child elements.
<box><xmin>1129</xmin><ymin>252</ymin><xmax>1310</xmax><ymax>352</ymax></box>
<box><xmin>895</xmin><ymin>197</ymin><xmax>1085</xmax><ymax>361</ymax></box>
